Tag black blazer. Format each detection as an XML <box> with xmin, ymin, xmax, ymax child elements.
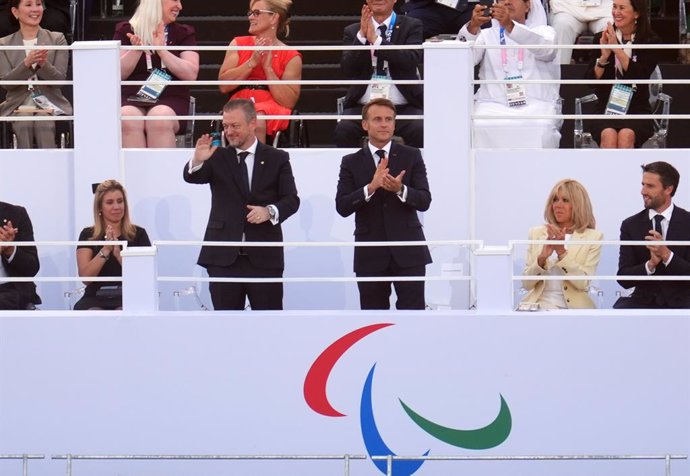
<box><xmin>340</xmin><ymin>14</ymin><xmax>424</xmax><ymax>109</ymax></box>
<box><xmin>183</xmin><ymin>141</ymin><xmax>299</xmax><ymax>271</ymax></box>
<box><xmin>0</xmin><ymin>201</ymin><xmax>40</xmax><ymax>306</ymax></box>
<box><xmin>336</xmin><ymin>142</ymin><xmax>432</xmax><ymax>273</ymax></box>
<box><xmin>584</xmin><ymin>32</ymin><xmax>660</xmax><ymax>116</ymax></box>
<box><xmin>617</xmin><ymin>205</ymin><xmax>690</xmax><ymax>308</ymax></box>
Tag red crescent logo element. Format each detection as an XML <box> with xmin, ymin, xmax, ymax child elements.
<box><xmin>303</xmin><ymin>323</ymin><xmax>393</xmax><ymax>417</ymax></box>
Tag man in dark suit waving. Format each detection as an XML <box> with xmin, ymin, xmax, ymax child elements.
<box><xmin>0</xmin><ymin>201</ymin><xmax>41</xmax><ymax>310</ymax></box>
<box><xmin>184</xmin><ymin>99</ymin><xmax>299</xmax><ymax>310</ymax></box>
<box><xmin>334</xmin><ymin>0</ymin><xmax>424</xmax><ymax>148</ymax></box>
<box><xmin>336</xmin><ymin>98</ymin><xmax>431</xmax><ymax>310</ymax></box>
<box><xmin>614</xmin><ymin>161</ymin><xmax>690</xmax><ymax>309</ymax></box>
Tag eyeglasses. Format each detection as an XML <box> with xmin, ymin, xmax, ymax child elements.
<box><xmin>247</xmin><ymin>9</ymin><xmax>275</xmax><ymax>17</ymax></box>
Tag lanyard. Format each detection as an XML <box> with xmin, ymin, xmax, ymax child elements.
<box><xmin>499</xmin><ymin>27</ymin><xmax>524</xmax><ymax>73</ymax></box>
<box><xmin>145</xmin><ymin>25</ymin><xmax>169</xmax><ymax>71</ymax></box>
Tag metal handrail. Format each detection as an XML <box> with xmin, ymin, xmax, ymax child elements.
<box><xmin>51</xmin><ymin>453</ymin><xmax>367</xmax><ymax>476</ymax></box>
<box><xmin>370</xmin><ymin>454</ymin><xmax>687</xmax><ymax>476</ymax></box>
<box><xmin>0</xmin><ymin>454</ymin><xmax>45</xmax><ymax>476</ymax></box>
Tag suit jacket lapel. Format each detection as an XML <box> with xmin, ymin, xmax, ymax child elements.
<box><xmin>9</xmin><ymin>32</ymin><xmax>25</xmax><ymax>69</ymax></box>
<box><xmin>666</xmin><ymin>206</ymin><xmax>686</xmax><ymax>241</ymax></box>
<box><xmin>390</xmin><ymin>18</ymin><xmax>401</xmax><ymax>43</ymax></box>
<box><xmin>251</xmin><ymin>142</ymin><xmax>267</xmax><ymax>194</ymax></box>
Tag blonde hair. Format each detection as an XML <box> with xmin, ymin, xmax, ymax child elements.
<box><xmin>543</xmin><ymin>179</ymin><xmax>596</xmax><ymax>233</ymax></box>
<box><xmin>251</xmin><ymin>0</ymin><xmax>292</xmax><ymax>38</ymax></box>
<box><xmin>90</xmin><ymin>180</ymin><xmax>137</xmax><ymax>241</ymax></box>
<box><xmin>129</xmin><ymin>0</ymin><xmax>164</xmax><ymax>47</ymax></box>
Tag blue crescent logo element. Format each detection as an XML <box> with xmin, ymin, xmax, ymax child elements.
<box><xmin>360</xmin><ymin>364</ymin><xmax>430</xmax><ymax>476</ymax></box>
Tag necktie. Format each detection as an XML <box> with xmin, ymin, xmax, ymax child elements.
<box><xmin>375</xmin><ymin>24</ymin><xmax>387</xmax><ymax>76</ymax></box>
<box><xmin>653</xmin><ymin>214</ymin><xmax>664</xmax><ymax>237</ymax></box>
<box><xmin>238</xmin><ymin>151</ymin><xmax>250</xmax><ymax>196</ymax></box>
<box><xmin>375</xmin><ymin>149</ymin><xmax>386</xmax><ymax>165</ymax></box>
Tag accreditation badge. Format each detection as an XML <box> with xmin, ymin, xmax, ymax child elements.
<box><xmin>505</xmin><ymin>75</ymin><xmax>527</xmax><ymax>107</ymax></box>
<box><xmin>370</xmin><ymin>74</ymin><xmax>391</xmax><ymax>100</ymax></box>
<box><xmin>31</xmin><ymin>90</ymin><xmax>66</xmax><ymax>115</ymax></box>
<box><xmin>605</xmin><ymin>84</ymin><xmax>634</xmax><ymax>115</ymax></box>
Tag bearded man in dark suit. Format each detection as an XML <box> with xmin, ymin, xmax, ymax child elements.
<box><xmin>0</xmin><ymin>201</ymin><xmax>41</xmax><ymax>310</ymax></box>
<box><xmin>184</xmin><ymin>99</ymin><xmax>299</xmax><ymax>310</ymax></box>
<box><xmin>615</xmin><ymin>161</ymin><xmax>690</xmax><ymax>309</ymax></box>
<box><xmin>336</xmin><ymin>98</ymin><xmax>431</xmax><ymax>310</ymax></box>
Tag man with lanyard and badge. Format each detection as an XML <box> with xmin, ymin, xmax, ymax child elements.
<box><xmin>457</xmin><ymin>0</ymin><xmax>562</xmax><ymax>148</ymax></box>
<box><xmin>334</xmin><ymin>0</ymin><xmax>424</xmax><ymax>149</ymax></box>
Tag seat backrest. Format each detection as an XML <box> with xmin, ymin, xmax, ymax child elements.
<box><xmin>649</xmin><ymin>66</ymin><xmax>662</xmax><ymax>108</ymax></box>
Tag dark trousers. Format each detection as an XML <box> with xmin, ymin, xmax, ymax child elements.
<box><xmin>614</xmin><ymin>293</ymin><xmax>690</xmax><ymax>309</ymax></box>
<box><xmin>0</xmin><ymin>283</ymin><xmax>21</xmax><ymax>310</ymax></box>
<box><xmin>334</xmin><ymin>104</ymin><xmax>424</xmax><ymax>148</ymax></box>
<box><xmin>356</xmin><ymin>262</ymin><xmax>426</xmax><ymax>310</ymax></box>
<box><xmin>402</xmin><ymin>0</ymin><xmax>473</xmax><ymax>39</ymax></box>
<box><xmin>207</xmin><ymin>257</ymin><xmax>283</xmax><ymax>311</ymax></box>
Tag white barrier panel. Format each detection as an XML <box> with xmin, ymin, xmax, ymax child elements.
<box><xmin>0</xmin><ymin>312</ymin><xmax>688</xmax><ymax>476</ymax></box>
<box><xmin>474</xmin><ymin>150</ymin><xmax>690</xmax><ymax>308</ymax></box>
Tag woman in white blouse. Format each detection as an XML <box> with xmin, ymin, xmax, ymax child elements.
<box><xmin>521</xmin><ymin>179</ymin><xmax>603</xmax><ymax>309</ymax></box>
<box><xmin>458</xmin><ymin>0</ymin><xmax>562</xmax><ymax>148</ymax></box>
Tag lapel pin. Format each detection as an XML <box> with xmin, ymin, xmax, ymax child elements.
<box><xmin>261</xmin><ymin>161</ymin><xmax>265</xmax><ymax>165</ymax></box>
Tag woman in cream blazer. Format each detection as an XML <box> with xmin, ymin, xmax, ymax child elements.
<box><xmin>521</xmin><ymin>179</ymin><xmax>603</xmax><ymax>309</ymax></box>
<box><xmin>0</xmin><ymin>0</ymin><xmax>72</xmax><ymax>148</ymax></box>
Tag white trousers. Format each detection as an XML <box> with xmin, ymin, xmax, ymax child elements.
<box><xmin>473</xmin><ymin>100</ymin><xmax>563</xmax><ymax>149</ymax></box>
<box><xmin>549</xmin><ymin>13</ymin><xmax>610</xmax><ymax>64</ymax></box>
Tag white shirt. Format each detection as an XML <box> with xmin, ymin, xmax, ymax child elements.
<box><xmin>363</xmin><ymin>141</ymin><xmax>408</xmax><ymax>202</ymax></box>
<box><xmin>538</xmin><ymin>233</ymin><xmax>572</xmax><ymax>310</ymax></box>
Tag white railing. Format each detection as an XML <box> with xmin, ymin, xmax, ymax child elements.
<box><xmin>3</xmin><ymin>238</ymin><xmax>690</xmax><ymax>312</ymax></box>
<box><xmin>0</xmin><ymin>454</ymin><xmax>44</xmax><ymax>476</ymax></box>
<box><xmin>43</xmin><ymin>452</ymin><xmax>688</xmax><ymax>476</ymax></box>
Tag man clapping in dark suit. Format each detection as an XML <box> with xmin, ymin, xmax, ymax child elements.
<box><xmin>184</xmin><ymin>99</ymin><xmax>299</xmax><ymax>310</ymax></box>
<box><xmin>336</xmin><ymin>98</ymin><xmax>431</xmax><ymax>310</ymax></box>
<box><xmin>614</xmin><ymin>161</ymin><xmax>690</xmax><ymax>309</ymax></box>
<box><xmin>0</xmin><ymin>201</ymin><xmax>41</xmax><ymax>310</ymax></box>
<box><xmin>334</xmin><ymin>0</ymin><xmax>424</xmax><ymax>148</ymax></box>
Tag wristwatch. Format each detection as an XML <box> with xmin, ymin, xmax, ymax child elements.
<box><xmin>596</xmin><ymin>58</ymin><xmax>610</xmax><ymax>68</ymax></box>
<box><xmin>98</xmin><ymin>250</ymin><xmax>109</xmax><ymax>260</ymax></box>
<box><xmin>267</xmin><ymin>205</ymin><xmax>277</xmax><ymax>221</ymax></box>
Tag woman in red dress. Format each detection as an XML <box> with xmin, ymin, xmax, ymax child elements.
<box><xmin>218</xmin><ymin>0</ymin><xmax>302</xmax><ymax>143</ymax></box>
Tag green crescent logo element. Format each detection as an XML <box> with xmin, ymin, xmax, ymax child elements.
<box><xmin>399</xmin><ymin>395</ymin><xmax>512</xmax><ymax>450</ymax></box>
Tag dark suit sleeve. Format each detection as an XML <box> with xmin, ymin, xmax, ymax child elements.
<box><xmin>183</xmin><ymin>156</ymin><xmax>214</xmax><ymax>184</ymax></box>
<box><xmin>2</xmin><ymin>206</ymin><xmax>39</xmax><ymax>278</ymax></box>
<box><xmin>341</xmin><ymin>24</ymin><xmax>372</xmax><ymax>78</ymax></box>
<box><xmin>374</xmin><ymin>17</ymin><xmax>424</xmax><ymax>68</ymax></box>
<box><xmin>402</xmin><ymin>148</ymin><xmax>431</xmax><ymax>212</ymax></box>
<box><xmin>616</xmin><ymin>218</ymin><xmax>648</xmax><ymax>289</ymax></box>
<box><xmin>274</xmin><ymin>154</ymin><xmax>300</xmax><ymax>223</ymax></box>
<box><xmin>335</xmin><ymin>157</ymin><xmax>367</xmax><ymax>218</ymax></box>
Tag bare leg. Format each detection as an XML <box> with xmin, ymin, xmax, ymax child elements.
<box><xmin>145</xmin><ymin>105</ymin><xmax>179</xmax><ymax>148</ymax></box>
<box><xmin>617</xmin><ymin>128</ymin><xmax>636</xmax><ymax>148</ymax></box>
<box><xmin>121</xmin><ymin>105</ymin><xmax>147</xmax><ymax>148</ymax></box>
<box><xmin>599</xmin><ymin>128</ymin><xmax>619</xmax><ymax>148</ymax></box>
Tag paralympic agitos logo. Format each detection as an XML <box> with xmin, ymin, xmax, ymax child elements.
<box><xmin>303</xmin><ymin>323</ymin><xmax>512</xmax><ymax>476</ymax></box>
